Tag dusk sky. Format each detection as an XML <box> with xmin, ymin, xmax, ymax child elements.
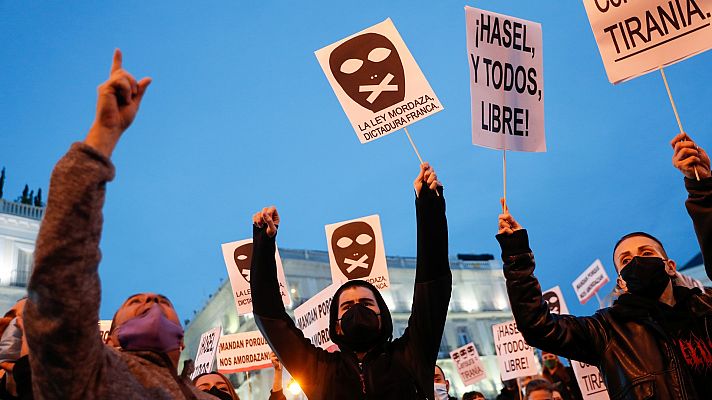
<box><xmin>2</xmin><ymin>1</ymin><xmax>711</xmax><ymax>321</ymax></box>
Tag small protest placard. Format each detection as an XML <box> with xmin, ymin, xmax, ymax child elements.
<box><xmin>542</xmin><ymin>286</ymin><xmax>570</xmax><ymax>315</ymax></box>
<box><xmin>572</xmin><ymin>259</ymin><xmax>609</xmax><ymax>305</ymax></box>
<box><xmin>465</xmin><ymin>6</ymin><xmax>545</xmax><ymax>152</ymax></box>
<box><xmin>450</xmin><ymin>342</ymin><xmax>487</xmax><ymax>386</ymax></box>
<box><xmin>191</xmin><ymin>326</ymin><xmax>223</xmax><ymax>379</ymax></box>
<box><xmin>325</xmin><ymin>214</ymin><xmax>390</xmax><ymax>290</ymax></box>
<box><xmin>492</xmin><ymin>320</ymin><xmax>538</xmax><ymax>380</ymax></box>
<box><xmin>583</xmin><ymin>0</ymin><xmax>712</xmax><ymax>84</ymax></box>
<box><xmin>315</xmin><ymin>18</ymin><xmax>443</xmax><ymax>144</ymax></box>
<box><xmin>221</xmin><ymin>238</ymin><xmax>291</xmax><ymax>315</ymax></box>
<box><xmin>294</xmin><ymin>283</ymin><xmax>340</xmax><ymax>352</ymax></box>
<box><xmin>98</xmin><ymin>320</ymin><xmax>112</xmax><ymax>343</ymax></box>
<box><xmin>216</xmin><ymin>331</ymin><xmax>273</xmax><ymax>374</ymax></box>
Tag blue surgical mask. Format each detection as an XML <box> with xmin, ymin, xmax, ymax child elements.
<box><xmin>434</xmin><ymin>382</ymin><xmax>449</xmax><ymax>400</ymax></box>
<box><xmin>116</xmin><ymin>304</ymin><xmax>183</xmax><ymax>353</ymax></box>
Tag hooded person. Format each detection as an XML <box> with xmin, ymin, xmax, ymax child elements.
<box><xmin>249</xmin><ymin>162</ymin><xmax>452</xmax><ymax>400</ymax></box>
<box><xmin>23</xmin><ymin>49</ymin><xmax>214</xmax><ymax>400</ymax></box>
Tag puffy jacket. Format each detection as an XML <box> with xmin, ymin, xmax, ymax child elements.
<box><xmin>250</xmin><ymin>186</ymin><xmax>452</xmax><ymax>400</ymax></box>
<box><xmin>497</xmin><ymin>229</ymin><xmax>712</xmax><ymax>400</ymax></box>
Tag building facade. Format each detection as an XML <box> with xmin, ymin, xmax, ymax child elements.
<box><xmin>182</xmin><ymin>248</ymin><xmax>514</xmax><ymax>399</ymax></box>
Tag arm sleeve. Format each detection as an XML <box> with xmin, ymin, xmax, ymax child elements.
<box><xmin>268</xmin><ymin>389</ymin><xmax>288</xmax><ymax>400</ymax></box>
<box><xmin>250</xmin><ymin>225</ymin><xmax>329</xmax><ymax>400</ymax></box>
<box><xmin>24</xmin><ymin>142</ymin><xmax>115</xmax><ymax>397</ymax></box>
<box><xmin>684</xmin><ymin>176</ymin><xmax>712</xmax><ymax>280</ymax></box>
<box><xmin>496</xmin><ymin>229</ymin><xmax>607</xmax><ymax>365</ymax></box>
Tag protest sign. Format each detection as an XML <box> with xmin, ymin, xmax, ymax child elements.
<box><xmin>325</xmin><ymin>214</ymin><xmax>390</xmax><ymax>290</ymax></box>
<box><xmin>583</xmin><ymin>0</ymin><xmax>712</xmax><ymax>84</ymax></box>
<box><xmin>492</xmin><ymin>320</ymin><xmax>538</xmax><ymax>380</ymax></box>
<box><xmin>217</xmin><ymin>331</ymin><xmax>273</xmax><ymax>374</ymax></box>
<box><xmin>542</xmin><ymin>286</ymin><xmax>570</xmax><ymax>315</ymax></box>
<box><xmin>465</xmin><ymin>7</ymin><xmax>545</xmax><ymax>152</ymax></box>
<box><xmin>191</xmin><ymin>326</ymin><xmax>223</xmax><ymax>379</ymax></box>
<box><xmin>294</xmin><ymin>283</ymin><xmax>340</xmax><ymax>352</ymax></box>
<box><xmin>98</xmin><ymin>320</ymin><xmax>112</xmax><ymax>343</ymax></box>
<box><xmin>572</xmin><ymin>259</ymin><xmax>609</xmax><ymax>305</ymax></box>
<box><xmin>221</xmin><ymin>238</ymin><xmax>291</xmax><ymax>315</ymax></box>
<box><xmin>315</xmin><ymin>18</ymin><xmax>443</xmax><ymax>144</ymax></box>
<box><xmin>450</xmin><ymin>342</ymin><xmax>487</xmax><ymax>386</ymax></box>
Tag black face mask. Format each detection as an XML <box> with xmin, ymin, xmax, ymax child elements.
<box><xmin>338</xmin><ymin>303</ymin><xmax>381</xmax><ymax>352</ymax></box>
<box><xmin>620</xmin><ymin>256</ymin><xmax>671</xmax><ymax>300</ymax></box>
<box><xmin>204</xmin><ymin>386</ymin><xmax>234</xmax><ymax>400</ymax></box>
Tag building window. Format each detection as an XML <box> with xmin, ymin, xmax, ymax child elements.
<box><xmin>12</xmin><ymin>248</ymin><xmax>33</xmax><ymax>287</ymax></box>
<box><xmin>456</xmin><ymin>325</ymin><xmax>472</xmax><ymax>347</ymax></box>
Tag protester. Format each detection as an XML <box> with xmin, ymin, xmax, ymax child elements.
<box><xmin>249</xmin><ymin>163</ymin><xmax>451</xmax><ymax>399</ymax></box>
<box><xmin>524</xmin><ymin>379</ymin><xmax>554</xmax><ymax>400</ymax></box>
<box><xmin>540</xmin><ymin>351</ymin><xmax>581</xmax><ymax>400</ymax></box>
<box><xmin>495</xmin><ymin>379</ymin><xmax>520</xmax><ymax>400</ymax></box>
<box><xmin>0</xmin><ymin>298</ymin><xmax>31</xmax><ymax>400</ymax></box>
<box><xmin>268</xmin><ymin>352</ymin><xmax>287</xmax><ymax>400</ymax></box>
<box><xmin>193</xmin><ymin>372</ymin><xmax>239</xmax><ymax>400</ymax></box>
<box><xmin>496</xmin><ymin>134</ymin><xmax>712</xmax><ymax>398</ymax></box>
<box><xmin>434</xmin><ymin>365</ymin><xmax>457</xmax><ymax>400</ymax></box>
<box><xmin>23</xmin><ymin>49</ymin><xmax>214</xmax><ymax>399</ymax></box>
<box><xmin>462</xmin><ymin>390</ymin><xmax>486</xmax><ymax>400</ymax></box>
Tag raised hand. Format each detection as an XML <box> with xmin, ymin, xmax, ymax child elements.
<box><xmin>84</xmin><ymin>49</ymin><xmax>152</xmax><ymax>158</ymax></box>
<box><xmin>252</xmin><ymin>206</ymin><xmax>280</xmax><ymax>237</ymax></box>
<box><xmin>498</xmin><ymin>198</ymin><xmax>523</xmax><ymax>235</ymax></box>
<box><xmin>413</xmin><ymin>162</ymin><xmax>441</xmax><ymax>195</ymax></box>
<box><xmin>671</xmin><ymin>132</ymin><xmax>711</xmax><ymax>179</ymax></box>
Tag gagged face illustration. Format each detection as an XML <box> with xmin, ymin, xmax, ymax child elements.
<box><xmin>329</xmin><ymin>33</ymin><xmax>405</xmax><ymax>113</ymax></box>
<box><xmin>233</xmin><ymin>243</ymin><xmax>253</xmax><ymax>283</ymax></box>
<box><xmin>466</xmin><ymin>344</ymin><xmax>475</xmax><ymax>356</ymax></box>
<box><xmin>331</xmin><ymin>221</ymin><xmax>376</xmax><ymax>280</ymax></box>
<box><xmin>543</xmin><ymin>292</ymin><xmax>560</xmax><ymax>314</ymax></box>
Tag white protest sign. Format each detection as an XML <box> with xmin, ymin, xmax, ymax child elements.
<box><xmin>98</xmin><ymin>320</ymin><xmax>112</xmax><ymax>343</ymax></box>
<box><xmin>221</xmin><ymin>238</ymin><xmax>291</xmax><ymax>315</ymax></box>
<box><xmin>572</xmin><ymin>360</ymin><xmax>610</xmax><ymax>400</ymax></box>
<box><xmin>583</xmin><ymin>0</ymin><xmax>712</xmax><ymax>84</ymax></box>
<box><xmin>294</xmin><ymin>283</ymin><xmax>340</xmax><ymax>352</ymax></box>
<box><xmin>572</xmin><ymin>259</ymin><xmax>610</xmax><ymax>305</ymax></box>
<box><xmin>492</xmin><ymin>320</ymin><xmax>538</xmax><ymax>380</ymax></box>
<box><xmin>216</xmin><ymin>331</ymin><xmax>273</xmax><ymax>374</ymax></box>
<box><xmin>465</xmin><ymin>7</ymin><xmax>545</xmax><ymax>152</ymax></box>
<box><xmin>190</xmin><ymin>326</ymin><xmax>223</xmax><ymax>380</ymax></box>
<box><xmin>315</xmin><ymin>18</ymin><xmax>443</xmax><ymax>144</ymax></box>
<box><xmin>450</xmin><ymin>342</ymin><xmax>487</xmax><ymax>386</ymax></box>
<box><xmin>325</xmin><ymin>214</ymin><xmax>390</xmax><ymax>290</ymax></box>
<box><xmin>542</xmin><ymin>286</ymin><xmax>570</xmax><ymax>315</ymax></box>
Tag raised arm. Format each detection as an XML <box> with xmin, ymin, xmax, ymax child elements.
<box><xmin>24</xmin><ymin>49</ymin><xmax>150</xmax><ymax>397</ymax></box>
<box><xmin>250</xmin><ymin>207</ymin><xmax>328</xmax><ymax>399</ymax></box>
<box><xmin>671</xmin><ymin>133</ymin><xmax>712</xmax><ymax>279</ymax></box>
<box><xmin>496</xmin><ymin>203</ymin><xmax>607</xmax><ymax>365</ymax></box>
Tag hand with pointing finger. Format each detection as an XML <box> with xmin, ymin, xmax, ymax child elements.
<box><xmin>84</xmin><ymin>49</ymin><xmax>152</xmax><ymax>158</ymax></box>
<box><xmin>252</xmin><ymin>206</ymin><xmax>280</xmax><ymax>237</ymax></box>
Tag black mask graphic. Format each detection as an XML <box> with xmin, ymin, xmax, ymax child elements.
<box><xmin>620</xmin><ymin>256</ymin><xmax>671</xmax><ymax>300</ymax></box>
<box><xmin>338</xmin><ymin>303</ymin><xmax>380</xmax><ymax>352</ymax></box>
<box><xmin>205</xmin><ymin>386</ymin><xmax>234</xmax><ymax>400</ymax></box>
<box><xmin>233</xmin><ymin>243</ymin><xmax>253</xmax><ymax>283</ymax></box>
<box><xmin>542</xmin><ymin>291</ymin><xmax>561</xmax><ymax>314</ymax></box>
<box><xmin>331</xmin><ymin>222</ymin><xmax>376</xmax><ymax>280</ymax></box>
<box><xmin>329</xmin><ymin>33</ymin><xmax>405</xmax><ymax>113</ymax></box>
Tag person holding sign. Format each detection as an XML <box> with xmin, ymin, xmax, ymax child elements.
<box><xmin>496</xmin><ymin>132</ymin><xmax>712</xmax><ymax>399</ymax></box>
<box><xmin>250</xmin><ymin>163</ymin><xmax>451</xmax><ymax>400</ymax></box>
<box><xmin>23</xmin><ymin>50</ymin><xmax>214</xmax><ymax>400</ymax></box>
<box><xmin>193</xmin><ymin>372</ymin><xmax>239</xmax><ymax>400</ymax></box>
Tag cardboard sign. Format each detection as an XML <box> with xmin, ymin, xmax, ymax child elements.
<box><xmin>221</xmin><ymin>238</ymin><xmax>291</xmax><ymax>315</ymax></box>
<box><xmin>450</xmin><ymin>342</ymin><xmax>487</xmax><ymax>386</ymax></box>
<box><xmin>191</xmin><ymin>326</ymin><xmax>223</xmax><ymax>379</ymax></box>
<box><xmin>465</xmin><ymin>7</ymin><xmax>545</xmax><ymax>152</ymax></box>
<box><xmin>583</xmin><ymin>0</ymin><xmax>712</xmax><ymax>84</ymax></box>
<box><xmin>216</xmin><ymin>331</ymin><xmax>273</xmax><ymax>374</ymax></box>
<box><xmin>294</xmin><ymin>283</ymin><xmax>340</xmax><ymax>352</ymax></box>
<box><xmin>542</xmin><ymin>286</ymin><xmax>570</xmax><ymax>315</ymax></box>
<box><xmin>98</xmin><ymin>320</ymin><xmax>112</xmax><ymax>343</ymax></box>
<box><xmin>315</xmin><ymin>18</ymin><xmax>443</xmax><ymax>144</ymax></box>
<box><xmin>325</xmin><ymin>214</ymin><xmax>390</xmax><ymax>290</ymax></box>
<box><xmin>572</xmin><ymin>259</ymin><xmax>610</xmax><ymax>305</ymax></box>
<box><xmin>492</xmin><ymin>320</ymin><xmax>538</xmax><ymax>380</ymax></box>
<box><xmin>572</xmin><ymin>360</ymin><xmax>610</xmax><ymax>400</ymax></box>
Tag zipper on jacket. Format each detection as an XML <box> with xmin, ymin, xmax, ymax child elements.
<box><xmin>358</xmin><ymin>363</ymin><xmax>366</xmax><ymax>394</ymax></box>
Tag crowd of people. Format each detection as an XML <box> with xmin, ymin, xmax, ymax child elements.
<box><xmin>1</xmin><ymin>45</ymin><xmax>710</xmax><ymax>399</ymax></box>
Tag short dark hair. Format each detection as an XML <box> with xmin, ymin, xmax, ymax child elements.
<box><xmin>612</xmin><ymin>231</ymin><xmax>668</xmax><ymax>267</ymax></box>
<box><xmin>525</xmin><ymin>379</ymin><xmax>554</xmax><ymax>399</ymax></box>
<box><xmin>463</xmin><ymin>391</ymin><xmax>486</xmax><ymax>400</ymax></box>
<box><xmin>434</xmin><ymin>364</ymin><xmax>446</xmax><ymax>379</ymax></box>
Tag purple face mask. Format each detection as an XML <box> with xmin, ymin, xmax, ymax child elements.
<box><xmin>116</xmin><ymin>304</ymin><xmax>184</xmax><ymax>353</ymax></box>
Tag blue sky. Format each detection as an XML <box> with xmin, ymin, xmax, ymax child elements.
<box><xmin>1</xmin><ymin>1</ymin><xmax>711</xmax><ymax>321</ymax></box>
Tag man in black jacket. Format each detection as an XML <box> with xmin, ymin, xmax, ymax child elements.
<box><xmin>495</xmin><ymin>133</ymin><xmax>712</xmax><ymax>399</ymax></box>
<box><xmin>249</xmin><ymin>163</ymin><xmax>452</xmax><ymax>400</ymax></box>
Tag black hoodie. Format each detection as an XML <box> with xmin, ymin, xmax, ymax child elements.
<box><xmin>250</xmin><ymin>186</ymin><xmax>452</xmax><ymax>400</ymax></box>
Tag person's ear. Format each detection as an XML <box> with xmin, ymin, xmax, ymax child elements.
<box><xmin>665</xmin><ymin>259</ymin><xmax>677</xmax><ymax>276</ymax></box>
